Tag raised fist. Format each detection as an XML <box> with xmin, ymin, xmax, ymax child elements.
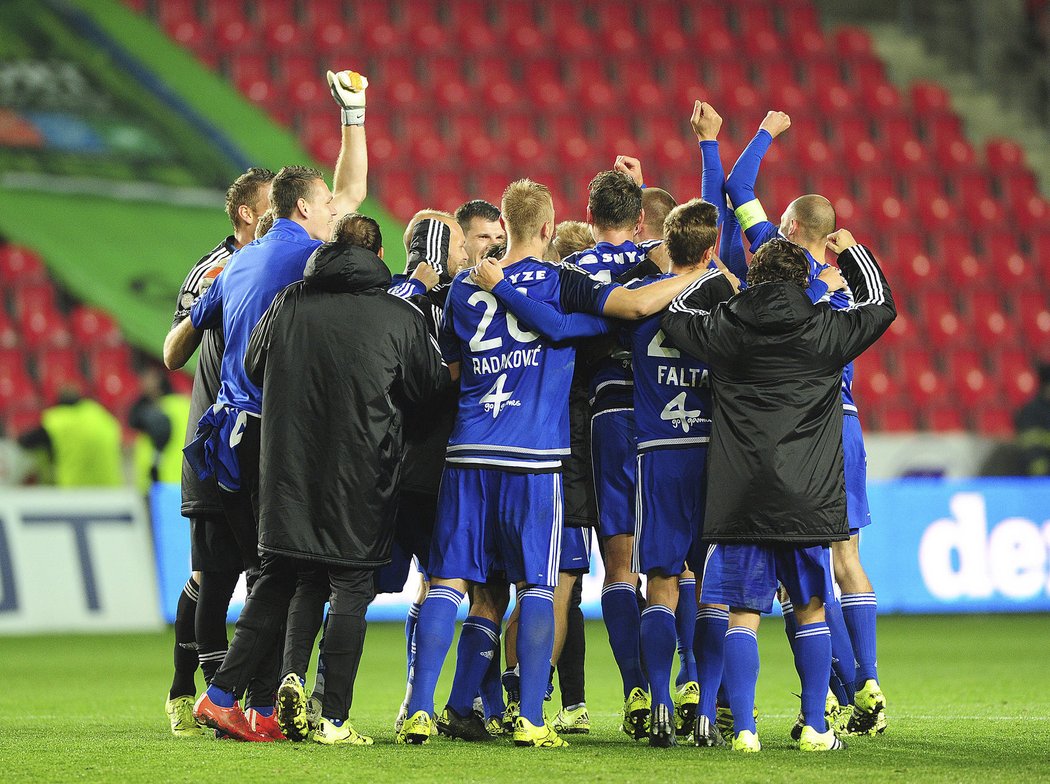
<box><xmin>690</xmin><ymin>100</ymin><xmax>722</xmax><ymax>142</ymax></box>
<box><xmin>614</xmin><ymin>155</ymin><xmax>644</xmax><ymax>187</ymax></box>
<box><xmin>410</xmin><ymin>261</ymin><xmax>440</xmax><ymax>292</ymax></box>
<box><xmin>825</xmin><ymin>229</ymin><xmax>858</xmax><ymax>255</ymax></box>
<box><xmin>759</xmin><ymin>110</ymin><xmax>791</xmax><ymax>139</ymax></box>
<box><xmin>327</xmin><ymin>69</ymin><xmax>368</xmax><ymax>125</ymax></box>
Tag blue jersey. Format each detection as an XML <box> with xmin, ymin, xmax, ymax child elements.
<box><xmin>191</xmin><ymin>218</ymin><xmax>320</xmax><ymax>415</ymax></box>
<box><xmin>627</xmin><ymin>270</ymin><xmax>734</xmax><ymax>451</ymax></box>
<box><xmin>745</xmin><ymin>221</ymin><xmax>858</xmax><ymax>413</ymax></box>
<box><xmin>562</xmin><ymin>239</ymin><xmax>662</xmax><ymax>413</ymax></box>
<box><xmin>439</xmin><ymin>257</ymin><xmax>613</xmax><ymax>472</ymax></box>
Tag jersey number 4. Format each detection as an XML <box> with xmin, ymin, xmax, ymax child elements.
<box><xmin>468</xmin><ymin>290</ymin><xmax>539</xmax><ymax>352</ymax></box>
<box><xmin>660</xmin><ymin>392</ymin><xmax>702</xmax><ymax>433</ymax></box>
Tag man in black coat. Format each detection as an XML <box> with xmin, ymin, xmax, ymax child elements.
<box><xmin>661</xmin><ymin>230</ymin><xmax>895</xmax><ymax>753</ymax></box>
<box><xmin>194</xmin><ymin>214</ymin><xmax>449</xmax><ymax>746</ymax></box>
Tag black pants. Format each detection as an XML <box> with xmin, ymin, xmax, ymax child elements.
<box><xmin>217</xmin><ymin>416</ymin><xmax>262</xmax><ymax>573</ymax></box>
<box><xmin>212</xmin><ymin>553</ymin><xmax>376</xmax><ymax>720</ymax></box>
<box><xmin>557</xmin><ymin>576</ymin><xmax>586</xmax><ymax>707</ymax></box>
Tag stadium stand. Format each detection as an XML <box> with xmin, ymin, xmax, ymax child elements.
<box><xmin>0</xmin><ymin>240</ymin><xmax>190</xmax><ymax>441</ymax></box>
<box><xmin>11</xmin><ymin>0</ymin><xmax>1042</xmax><ymax>436</ymax></box>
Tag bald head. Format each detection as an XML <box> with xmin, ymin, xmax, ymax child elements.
<box><xmin>639</xmin><ymin>188</ymin><xmax>678</xmax><ymax>240</ymax></box>
<box><xmin>780</xmin><ymin>194</ymin><xmax>835</xmax><ymax>246</ymax></box>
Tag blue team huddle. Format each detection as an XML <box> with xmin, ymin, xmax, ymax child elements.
<box><xmin>162</xmin><ymin>70</ymin><xmax>894</xmax><ymax>753</ymax></box>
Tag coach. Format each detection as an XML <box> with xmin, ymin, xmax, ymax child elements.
<box><xmin>661</xmin><ymin>231</ymin><xmax>895</xmax><ymax>752</ymax></box>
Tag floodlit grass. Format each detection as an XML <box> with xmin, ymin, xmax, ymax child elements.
<box><xmin>2</xmin><ymin>615</ymin><xmax>1048</xmax><ymax>783</ymax></box>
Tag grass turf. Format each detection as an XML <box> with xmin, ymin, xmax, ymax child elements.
<box><xmin>1</xmin><ymin>615</ymin><xmax>1048</xmax><ymax>783</ymax></box>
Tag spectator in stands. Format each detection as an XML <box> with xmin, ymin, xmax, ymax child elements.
<box><xmin>455</xmin><ymin>200</ymin><xmax>506</xmax><ymax>264</ymax></box>
<box><xmin>1014</xmin><ymin>362</ymin><xmax>1050</xmax><ymax>475</ymax></box>
<box><xmin>17</xmin><ymin>386</ymin><xmax>123</xmax><ymax>487</ymax></box>
<box><xmin>129</xmin><ymin>366</ymin><xmax>190</xmax><ymax>491</ymax></box>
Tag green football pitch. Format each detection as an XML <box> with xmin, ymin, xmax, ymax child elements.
<box><xmin>2</xmin><ymin>615</ymin><xmax>1048</xmax><ymax>783</ymax></box>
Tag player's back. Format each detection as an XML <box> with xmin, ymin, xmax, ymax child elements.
<box><xmin>214</xmin><ymin>219</ymin><xmax>320</xmax><ymax>413</ymax></box>
<box><xmin>441</xmin><ymin>257</ymin><xmax>598</xmax><ymax>471</ymax></box>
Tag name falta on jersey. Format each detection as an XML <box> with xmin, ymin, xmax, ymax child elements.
<box><xmin>656</xmin><ymin>364</ymin><xmax>709</xmax><ymax>388</ymax></box>
<box><xmin>471</xmin><ymin>346</ymin><xmax>542</xmax><ymax>376</ymax></box>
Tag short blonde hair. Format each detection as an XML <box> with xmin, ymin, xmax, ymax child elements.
<box><xmin>254</xmin><ymin>209</ymin><xmax>276</xmax><ymax>239</ymax></box>
<box><xmin>552</xmin><ymin>220</ymin><xmax>593</xmax><ymax>259</ymax></box>
<box><xmin>501</xmin><ymin>179</ymin><xmax>554</xmax><ymax>244</ymax></box>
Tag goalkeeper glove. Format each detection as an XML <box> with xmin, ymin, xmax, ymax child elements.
<box><xmin>327</xmin><ymin>69</ymin><xmax>368</xmax><ymax>126</ymax></box>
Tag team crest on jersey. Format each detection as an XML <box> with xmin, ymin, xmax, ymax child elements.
<box><xmin>480</xmin><ymin>373</ymin><xmax>521</xmax><ymax>418</ymax></box>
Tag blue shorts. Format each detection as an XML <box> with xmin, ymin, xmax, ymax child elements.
<box><xmin>560</xmin><ymin>526</ymin><xmax>591</xmax><ymax>574</ymax></box>
<box><xmin>633</xmin><ymin>446</ymin><xmax>707</xmax><ymax>576</ymax></box>
<box><xmin>591</xmin><ymin>408</ymin><xmax>636</xmax><ymax>539</ymax></box>
<box><xmin>430</xmin><ymin>466</ymin><xmax>562</xmax><ymax>587</ymax></box>
<box><xmin>184</xmin><ymin>404</ymin><xmax>254</xmax><ymax>492</ymax></box>
<box><xmin>699</xmin><ymin>543</ymin><xmax>834</xmax><ymax>613</ymax></box>
<box><xmin>843</xmin><ymin>414</ymin><xmax>871</xmax><ymax>534</ymax></box>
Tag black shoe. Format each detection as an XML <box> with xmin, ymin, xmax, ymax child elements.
<box><xmin>693</xmin><ymin>715</ymin><xmax>726</xmax><ymax>747</ymax></box>
<box><xmin>437</xmin><ymin>705</ymin><xmax>496</xmax><ymax>742</ymax></box>
<box><xmin>649</xmin><ymin>704</ymin><xmax>677</xmax><ymax>748</ymax></box>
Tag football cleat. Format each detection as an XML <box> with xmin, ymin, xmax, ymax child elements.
<box><xmin>193</xmin><ymin>693</ymin><xmax>273</xmax><ymax>742</ymax></box>
<box><xmin>551</xmin><ymin>705</ymin><xmax>590</xmax><ymax>734</ymax></box>
<box><xmin>716</xmin><ymin>704</ymin><xmax>759</xmax><ymax>742</ymax></box>
<box><xmin>648</xmin><ymin>703</ymin><xmax>677</xmax><ymax>748</ymax></box>
<box><xmin>313</xmin><ymin>717</ymin><xmax>373</xmax><ymax>746</ymax></box>
<box><xmin>621</xmin><ymin>687</ymin><xmax>651</xmax><ymax>740</ymax></box>
<box><xmin>394</xmin><ymin>703</ymin><xmax>408</xmax><ymax>734</ymax></box>
<box><xmin>165</xmin><ymin>695</ymin><xmax>204</xmax><ymax>737</ymax></box>
<box><xmin>730</xmin><ymin>729</ymin><xmax>761</xmax><ymax>753</ymax></box>
<box><xmin>847</xmin><ymin>680</ymin><xmax>887</xmax><ymax>735</ymax></box>
<box><xmin>306</xmin><ymin>694</ymin><xmax>323</xmax><ymax>732</ymax></box>
<box><xmin>437</xmin><ymin>705</ymin><xmax>495</xmax><ymax>742</ymax></box>
<box><xmin>502</xmin><ymin>700</ymin><xmax>520</xmax><ymax>734</ymax></box>
<box><xmin>276</xmin><ymin>673</ymin><xmax>310</xmax><ymax>742</ymax></box>
<box><xmin>245</xmin><ymin>708</ymin><xmax>286</xmax><ymax>741</ymax></box>
<box><xmin>673</xmin><ymin>681</ymin><xmax>700</xmax><ymax>737</ymax></box>
<box><xmin>792</xmin><ymin>690</ymin><xmax>851</xmax><ymax>740</ymax></box>
<box><xmin>512</xmin><ymin>716</ymin><xmax>568</xmax><ymax>748</ymax></box>
<box><xmin>799</xmin><ymin>725</ymin><xmax>847</xmax><ymax>751</ymax></box>
<box><xmin>693</xmin><ymin>715</ymin><xmax>726</xmax><ymax>747</ymax></box>
<box><xmin>484</xmin><ymin>716</ymin><xmax>504</xmax><ymax>736</ymax></box>
<box><xmin>395</xmin><ymin>710</ymin><xmax>433</xmax><ymax>745</ymax></box>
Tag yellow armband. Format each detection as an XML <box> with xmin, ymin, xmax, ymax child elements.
<box><xmin>733</xmin><ymin>199</ymin><xmax>768</xmax><ymax>232</ymax></box>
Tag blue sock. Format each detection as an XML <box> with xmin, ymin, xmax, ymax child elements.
<box><xmin>205</xmin><ymin>684</ymin><xmax>236</xmax><ymax>708</ymax></box>
<box><xmin>446</xmin><ymin>616</ymin><xmax>500</xmax><ymax>716</ymax></box>
<box><xmin>675</xmin><ymin>579</ymin><xmax>698</xmax><ymax>686</ymax></box>
<box><xmin>723</xmin><ymin>626</ymin><xmax>759</xmax><ymax>735</ymax></box>
<box><xmin>694</xmin><ymin>606</ymin><xmax>729</xmax><ymax>721</ymax></box>
<box><xmin>479</xmin><ymin>646</ymin><xmax>505</xmax><ymax>718</ymax></box>
<box><xmin>406</xmin><ymin>586</ymin><xmax>463</xmax><ymax>717</ymax></box>
<box><xmin>794</xmin><ymin>621</ymin><xmax>832</xmax><ymax>731</ymax></box>
<box><xmin>824</xmin><ymin>598</ymin><xmax>856</xmax><ymax>705</ymax></box>
<box><xmin>841</xmin><ymin>592</ymin><xmax>879</xmax><ymax>686</ymax></box>
<box><xmin>251</xmin><ymin>705</ymin><xmax>273</xmax><ymax>717</ymax></box>
<box><xmin>516</xmin><ymin>586</ymin><xmax>555</xmax><ymax>726</ymax></box>
<box><xmin>640</xmin><ymin>604</ymin><xmax>678</xmax><ymax>713</ymax></box>
<box><xmin>601</xmin><ymin>582</ymin><xmax>646</xmax><ymax>697</ymax></box>
<box><xmin>405</xmin><ymin>602</ymin><xmax>421</xmax><ymax>682</ymax></box>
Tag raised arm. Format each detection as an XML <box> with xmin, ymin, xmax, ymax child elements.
<box><xmin>327</xmin><ymin>69</ymin><xmax>368</xmax><ymax>216</ymax></box>
<box><xmin>724</xmin><ymin>111</ymin><xmax>790</xmax><ymax>247</ymax></box>
<box><xmin>821</xmin><ymin>232</ymin><xmax>897</xmax><ymax>365</ymax></box>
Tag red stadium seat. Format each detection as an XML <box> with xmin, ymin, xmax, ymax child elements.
<box><xmin>0</xmin><ymin>310</ymin><xmax>17</xmax><ymax>349</ymax></box>
<box><xmin>973</xmin><ymin>305</ymin><xmax>1019</xmax><ymax>350</ymax></box>
<box><xmin>1014</xmin><ymin>196</ymin><xmax>1050</xmax><ymax>235</ymax></box>
<box><xmin>860</xmin><ymin>81</ymin><xmax>903</xmax><ymax>111</ymax></box>
<box><xmin>935</xmin><ymin>138</ymin><xmax>977</xmax><ymax>170</ymax></box>
<box><xmin>922</xmin><ymin>112</ymin><xmax>964</xmax><ymax>146</ymax></box>
<box><xmin>998</xmin><ymin>170</ymin><xmax>1038</xmax><ymax>209</ymax></box>
<box><xmin>985</xmin><ymin>137</ymin><xmax>1026</xmax><ymax>170</ymax></box>
<box><xmin>1017</xmin><ymin>293</ymin><xmax>1050</xmax><ymax>349</ymax></box>
<box><xmin>1002</xmin><ymin>362</ymin><xmax>1039</xmax><ymax>408</ymax></box>
<box><xmin>910</xmin><ymin>82</ymin><xmax>952</xmax><ymax>113</ymax></box>
<box><xmin>0</xmin><ymin>245</ymin><xmax>47</xmax><ymax>283</ymax></box>
<box><xmin>925</xmin><ymin>404</ymin><xmax>966</xmax><ymax>432</ymax></box>
<box><xmin>888</xmin><ymin>135</ymin><xmax>930</xmax><ymax>171</ymax></box>
<box><xmin>68</xmin><ymin>306</ymin><xmax>123</xmax><ymax>348</ymax></box>
<box><xmin>835</xmin><ymin>26</ymin><xmax>874</xmax><ymax>57</ymax></box>
<box><xmin>945</xmin><ymin>352</ymin><xmax>997</xmax><ymax>407</ymax></box>
<box><xmin>874</xmin><ymin>402</ymin><xmax>919</xmax><ymax>432</ymax></box>
<box><xmin>973</xmin><ymin>405</ymin><xmax>1015</xmax><ymax>437</ymax></box>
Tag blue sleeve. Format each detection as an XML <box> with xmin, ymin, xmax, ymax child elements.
<box><xmin>190</xmin><ymin>272</ymin><xmax>223</xmax><ymax>329</ymax></box>
<box><xmin>719</xmin><ymin>212</ymin><xmax>748</xmax><ymax>284</ymax></box>
<box><xmin>725</xmin><ymin>129</ymin><xmax>782</xmax><ymax>248</ymax></box>
<box><xmin>805</xmin><ymin>278</ymin><xmax>830</xmax><ymax>305</ymax></box>
<box><xmin>492</xmin><ymin>280</ymin><xmax>611</xmax><ymax>340</ymax></box>
<box><xmin>699</xmin><ymin>141</ymin><xmax>726</xmax><ymax>226</ymax></box>
<box><xmin>557</xmin><ymin>265</ymin><xmax>616</xmax><ymax>315</ymax></box>
<box><xmin>388</xmin><ymin>277</ymin><xmax>426</xmax><ymax>300</ymax></box>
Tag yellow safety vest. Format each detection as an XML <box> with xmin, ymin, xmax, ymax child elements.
<box><xmin>41</xmin><ymin>399</ymin><xmax>123</xmax><ymax>487</ymax></box>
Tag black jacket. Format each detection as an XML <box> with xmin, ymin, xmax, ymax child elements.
<box><xmin>661</xmin><ymin>245</ymin><xmax>895</xmax><ymax>545</ymax></box>
<box><xmin>245</xmin><ymin>243</ymin><xmax>450</xmax><ymax>568</ymax></box>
